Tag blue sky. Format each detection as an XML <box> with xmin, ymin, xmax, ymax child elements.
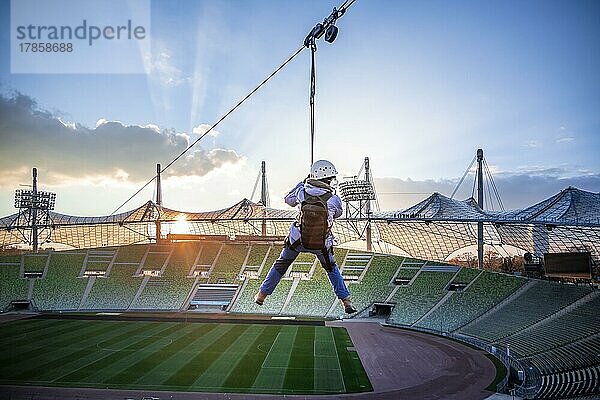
<box><xmin>0</xmin><ymin>0</ymin><xmax>599</xmax><ymax>216</ymax></box>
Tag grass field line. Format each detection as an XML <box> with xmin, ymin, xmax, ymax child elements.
<box><xmin>50</xmin><ymin>323</ymin><xmax>177</xmax><ymax>383</ymax></box>
<box><xmin>48</xmin><ymin>322</ymin><xmax>175</xmax><ymax>383</ymax></box>
<box><xmin>101</xmin><ymin>323</ymin><xmax>216</xmax><ymax>386</ymax></box>
<box><xmin>133</xmin><ymin>324</ymin><xmax>230</xmax><ymax>386</ymax></box>
<box><xmin>10</xmin><ymin>379</ymin><xmax>355</xmax><ymax>394</ymax></box>
<box><xmin>190</xmin><ymin>324</ymin><xmax>265</xmax><ymax>388</ymax></box>
<box><xmin>329</xmin><ymin>327</ymin><xmax>346</xmax><ymax>392</ymax></box>
<box><xmin>313</xmin><ymin>328</ymin><xmax>345</xmax><ymax>393</ymax></box>
<box><xmin>261</xmin><ymin>365</ymin><xmax>341</xmax><ymax>371</ymax></box>
<box><xmin>83</xmin><ymin>324</ymin><xmax>199</xmax><ymax>384</ymax></box>
<box><xmin>259</xmin><ymin>327</ymin><xmax>296</xmax><ymax>370</ymax></box>
<box><xmin>252</xmin><ymin>326</ymin><xmax>297</xmax><ymax>391</ymax></box>
<box><xmin>0</xmin><ymin>321</ymin><xmax>149</xmax><ymax>380</ymax></box>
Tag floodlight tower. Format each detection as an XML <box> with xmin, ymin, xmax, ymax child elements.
<box><xmin>338</xmin><ymin>157</ymin><xmax>376</xmax><ymax>251</ymax></box>
<box><xmin>13</xmin><ymin>168</ymin><xmax>56</xmax><ymax>252</ymax></box>
<box><xmin>32</xmin><ymin>168</ymin><xmax>39</xmax><ymax>252</ymax></box>
<box><xmin>476</xmin><ymin>149</ymin><xmax>484</xmax><ymax>270</ymax></box>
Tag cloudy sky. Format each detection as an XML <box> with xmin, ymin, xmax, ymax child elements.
<box><xmin>0</xmin><ymin>0</ymin><xmax>599</xmax><ymax>216</ymax></box>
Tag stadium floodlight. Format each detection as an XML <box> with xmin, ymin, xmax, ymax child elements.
<box><xmin>14</xmin><ymin>189</ymin><xmax>56</xmax><ymax>210</ymax></box>
<box><xmin>338</xmin><ymin>179</ymin><xmax>376</xmax><ymax>203</ymax></box>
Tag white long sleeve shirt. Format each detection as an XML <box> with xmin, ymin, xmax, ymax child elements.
<box><xmin>284</xmin><ymin>179</ymin><xmax>343</xmax><ymax>248</ymax></box>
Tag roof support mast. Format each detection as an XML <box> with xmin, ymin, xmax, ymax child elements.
<box><xmin>365</xmin><ymin>157</ymin><xmax>372</xmax><ymax>251</ymax></box>
<box><xmin>155</xmin><ymin>163</ymin><xmax>162</xmax><ymax>243</ymax></box>
<box><xmin>261</xmin><ymin>161</ymin><xmax>268</xmax><ymax>236</ymax></box>
<box><xmin>476</xmin><ymin>149</ymin><xmax>484</xmax><ymax>270</ymax></box>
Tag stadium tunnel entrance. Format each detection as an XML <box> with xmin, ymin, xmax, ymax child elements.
<box><xmin>368</xmin><ymin>302</ymin><xmax>393</xmax><ymax>318</ymax></box>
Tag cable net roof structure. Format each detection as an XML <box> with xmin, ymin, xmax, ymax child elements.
<box><xmin>375</xmin><ymin>187</ymin><xmax>600</xmax><ymax>264</ymax></box>
<box><xmin>1</xmin><ymin>187</ymin><xmax>598</xmax><ymax>265</ymax></box>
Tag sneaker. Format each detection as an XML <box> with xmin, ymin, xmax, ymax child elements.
<box><xmin>254</xmin><ymin>291</ymin><xmax>267</xmax><ymax>305</ymax></box>
<box><xmin>341</xmin><ymin>296</ymin><xmax>357</xmax><ymax>314</ymax></box>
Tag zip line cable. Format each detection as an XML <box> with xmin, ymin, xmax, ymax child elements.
<box><xmin>110</xmin><ymin>45</ymin><xmax>304</xmax><ymax>216</ymax></box>
<box><xmin>110</xmin><ymin>0</ymin><xmax>359</xmax><ymax>216</ymax></box>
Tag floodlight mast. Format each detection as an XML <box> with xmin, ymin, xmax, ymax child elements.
<box><xmin>338</xmin><ymin>157</ymin><xmax>376</xmax><ymax>250</ymax></box>
<box><xmin>32</xmin><ymin>168</ymin><xmax>38</xmax><ymax>253</ymax></box>
<box><xmin>13</xmin><ymin>168</ymin><xmax>56</xmax><ymax>252</ymax></box>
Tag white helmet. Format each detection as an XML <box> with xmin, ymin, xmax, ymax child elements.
<box><xmin>310</xmin><ymin>160</ymin><xmax>337</xmax><ymax>179</ymax></box>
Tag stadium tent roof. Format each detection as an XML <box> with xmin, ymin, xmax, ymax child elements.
<box><xmin>375</xmin><ymin>187</ymin><xmax>600</xmax><ymax>263</ymax></box>
<box><xmin>490</xmin><ymin>187</ymin><xmax>600</xmax><ymax>225</ymax></box>
<box><xmin>0</xmin><ymin>198</ymin><xmax>304</xmax><ymax>249</ymax></box>
<box><xmin>0</xmin><ymin>187</ymin><xmax>598</xmax><ymax>264</ymax></box>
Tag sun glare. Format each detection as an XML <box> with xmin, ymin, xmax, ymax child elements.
<box><xmin>170</xmin><ymin>214</ymin><xmax>190</xmax><ymax>234</ymax></box>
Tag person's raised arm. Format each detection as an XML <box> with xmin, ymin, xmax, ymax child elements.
<box><xmin>284</xmin><ymin>181</ymin><xmax>305</xmax><ymax>207</ymax></box>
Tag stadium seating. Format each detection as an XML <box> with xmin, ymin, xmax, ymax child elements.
<box><xmin>0</xmin><ymin>264</ymin><xmax>28</xmax><ymax>309</ymax></box>
<box><xmin>83</xmin><ymin>248</ymin><xmax>117</xmax><ymax>272</ymax></box>
<box><xmin>130</xmin><ymin>243</ymin><xmax>200</xmax><ymax>310</ymax></box>
<box><xmin>33</xmin><ymin>252</ymin><xmax>87</xmax><ymax>310</ymax></box>
<box><xmin>245</xmin><ymin>244</ymin><xmax>271</xmax><ymax>267</ymax></box>
<box><xmin>525</xmin><ymin>333</ymin><xmax>600</xmax><ymax>375</ymax></box>
<box><xmin>114</xmin><ymin>244</ymin><xmax>148</xmax><ymax>263</ymax></box>
<box><xmin>23</xmin><ymin>253</ymin><xmax>49</xmax><ymax>273</ymax></box>
<box><xmin>168</xmin><ymin>242</ymin><xmax>202</xmax><ymax>275</ymax></box>
<box><xmin>207</xmin><ymin>243</ymin><xmax>248</xmax><ymax>283</ymax></box>
<box><xmin>460</xmin><ymin>280</ymin><xmax>592</xmax><ymax>342</ymax></box>
<box><xmin>415</xmin><ymin>271</ymin><xmax>525</xmax><ymax>332</ymax></box>
<box><xmin>388</xmin><ymin>271</ymin><xmax>455</xmax><ymax>326</ymax></box>
<box><xmin>231</xmin><ymin>278</ymin><xmax>293</xmax><ymax>315</ymax></box>
<box><xmin>82</xmin><ymin>265</ymin><xmax>141</xmax><ymax>310</ymax></box>
<box><xmin>141</xmin><ymin>252</ymin><xmax>170</xmax><ymax>271</ymax></box>
<box><xmin>496</xmin><ymin>293</ymin><xmax>600</xmax><ymax>357</ymax></box>
<box><xmin>282</xmin><ymin>251</ymin><xmax>344</xmax><ymax>317</ymax></box>
<box><xmin>327</xmin><ymin>254</ymin><xmax>400</xmax><ymax>318</ymax></box>
<box><xmin>394</xmin><ymin>268</ymin><xmax>419</xmax><ymax>280</ymax></box>
<box><xmin>451</xmin><ymin>267</ymin><xmax>480</xmax><ymax>283</ymax></box>
<box><xmin>537</xmin><ymin>366</ymin><xmax>600</xmax><ymax>399</ymax></box>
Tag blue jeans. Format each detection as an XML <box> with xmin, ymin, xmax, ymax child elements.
<box><xmin>260</xmin><ymin>244</ymin><xmax>350</xmax><ymax>300</ymax></box>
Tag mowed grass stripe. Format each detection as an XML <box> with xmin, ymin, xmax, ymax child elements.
<box><xmin>282</xmin><ymin>326</ymin><xmax>315</xmax><ymax>392</ymax></box>
<box><xmin>55</xmin><ymin>322</ymin><xmax>179</xmax><ymax>383</ymax></box>
<box><xmin>2</xmin><ymin>321</ymin><xmax>150</xmax><ymax>382</ymax></box>
<box><xmin>219</xmin><ymin>325</ymin><xmax>281</xmax><ymax>391</ymax></box>
<box><xmin>0</xmin><ymin>320</ymin><xmax>91</xmax><ymax>364</ymax></box>
<box><xmin>0</xmin><ymin>318</ymin><xmax>66</xmax><ymax>339</ymax></box>
<box><xmin>314</xmin><ymin>326</ymin><xmax>344</xmax><ymax>393</ymax></box>
<box><xmin>0</xmin><ymin>320</ymin><xmax>125</xmax><ymax>372</ymax></box>
<box><xmin>191</xmin><ymin>324</ymin><xmax>266</xmax><ymax>389</ymax></box>
<box><xmin>83</xmin><ymin>323</ymin><xmax>196</xmax><ymax>385</ymax></box>
<box><xmin>0</xmin><ymin>319</ymin><xmax>85</xmax><ymax>349</ymax></box>
<box><xmin>332</xmin><ymin>327</ymin><xmax>372</xmax><ymax>393</ymax></box>
<box><xmin>103</xmin><ymin>323</ymin><xmax>218</xmax><ymax>386</ymax></box>
<box><xmin>135</xmin><ymin>324</ymin><xmax>229</xmax><ymax>388</ymax></box>
<box><xmin>251</xmin><ymin>326</ymin><xmax>298</xmax><ymax>392</ymax></box>
<box><xmin>163</xmin><ymin>324</ymin><xmax>251</xmax><ymax>389</ymax></box>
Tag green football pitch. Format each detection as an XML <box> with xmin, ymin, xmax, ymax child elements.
<box><xmin>0</xmin><ymin>318</ymin><xmax>372</xmax><ymax>395</ymax></box>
